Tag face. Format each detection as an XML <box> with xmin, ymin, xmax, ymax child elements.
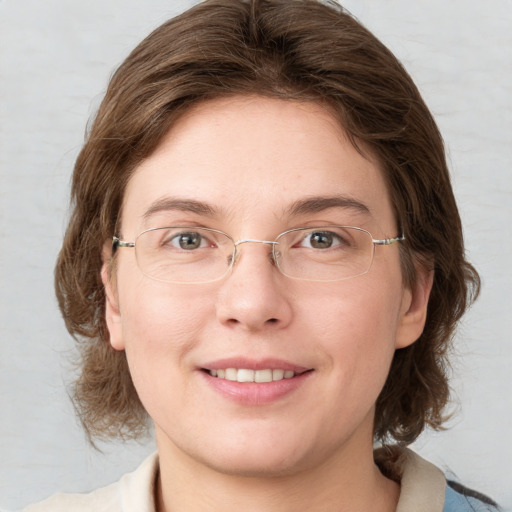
<box><xmin>103</xmin><ymin>96</ymin><xmax>430</xmax><ymax>477</ymax></box>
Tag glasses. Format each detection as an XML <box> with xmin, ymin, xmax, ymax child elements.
<box><xmin>112</xmin><ymin>226</ymin><xmax>405</xmax><ymax>284</ymax></box>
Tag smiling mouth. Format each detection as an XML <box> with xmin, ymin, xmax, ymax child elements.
<box><xmin>204</xmin><ymin>368</ymin><xmax>310</xmax><ymax>383</ymax></box>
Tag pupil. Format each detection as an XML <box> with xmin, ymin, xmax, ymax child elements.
<box><xmin>311</xmin><ymin>232</ymin><xmax>332</xmax><ymax>248</ymax></box>
<box><xmin>179</xmin><ymin>233</ymin><xmax>201</xmax><ymax>250</ymax></box>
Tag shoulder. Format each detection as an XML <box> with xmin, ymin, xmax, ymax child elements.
<box><xmin>443</xmin><ymin>481</ymin><xmax>501</xmax><ymax>512</ymax></box>
<box><xmin>19</xmin><ymin>483</ymin><xmax>119</xmax><ymax>512</ymax></box>
<box><xmin>19</xmin><ymin>453</ymin><xmax>159</xmax><ymax>512</ymax></box>
<box><xmin>375</xmin><ymin>447</ymin><xmax>501</xmax><ymax>512</ymax></box>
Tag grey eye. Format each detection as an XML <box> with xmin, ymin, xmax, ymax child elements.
<box><xmin>307</xmin><ymin>231</ymin><xmax>336</xmax><ymax>249</ymax></box>
<box><xmin>172</xmin><ymin>232</ymin><xmax>205</xmax><ymax>250</ymax></box>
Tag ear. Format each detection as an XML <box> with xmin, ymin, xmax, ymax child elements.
<box><xmin>101</xmin><ymin>241</ymin><xmax>125</xmax><ymax>351</ymax></box>
<box><xmin>395</xmin><ymin>263</ymin><xmax>434</xmax><ymax>349</ymax></box>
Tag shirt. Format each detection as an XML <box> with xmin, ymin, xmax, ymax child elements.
<box><xmin>20</xmin><ymin>449</ymin><xmax>499</xmax><ymax>511</ymax></box>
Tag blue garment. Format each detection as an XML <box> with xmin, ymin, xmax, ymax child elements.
<box><xmin>444</xmin><ymin>483</ymin><xmax>501</xmax><ymax>511</ymax></box>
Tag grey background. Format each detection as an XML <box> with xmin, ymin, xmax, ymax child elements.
<box><xmin>1</xmin><ymin>0</ymin><xmax>511</xmax><ymax>510</ymax></box>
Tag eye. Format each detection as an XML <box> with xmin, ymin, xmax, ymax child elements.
<box><xmin>168</xmin><ymin>231</ymin><xmax>210</xmax><ymax>250</ymax></box>
<box><xmin>300</xmin><ymin>230</ymin><xmax>346</xmax><ymax>249</ymax></box>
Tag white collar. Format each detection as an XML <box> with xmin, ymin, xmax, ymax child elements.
<box><xmin>119</xmin><ymin>448</ymin><xmax>446</xmax><ymax>512</ymax></box>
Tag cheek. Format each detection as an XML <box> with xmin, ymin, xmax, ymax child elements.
<box><xmin>116</xmin><ymin>279</ymin><xmax>217</xmax><ymax>427</ymax></box>
<box><xmin>304</xmin><ymin>276</ymin><xmax>403</xmax><ymax>379</ymax></box>
<box><xmin>117</xmin><ymin>272</ymin><xmax>214</xmax><ymax>372</ymax></box>
<box><xmin>307</xmin><ymin>274</ymin><xmax>403</xmax><ymax>336</ymax></box>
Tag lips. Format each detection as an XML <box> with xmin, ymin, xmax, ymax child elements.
<box><xmin>200</xmin><ymin>358</ymin><xmax>313</xmax><ymax>405</ymax></box>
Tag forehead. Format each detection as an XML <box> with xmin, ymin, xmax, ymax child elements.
<box><xmin>121</xmin><ymin>96</ymin><xmax>394</xmax><ymax>234</ymax></box>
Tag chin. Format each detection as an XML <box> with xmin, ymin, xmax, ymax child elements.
<box><xmin>190</xmin><ymin>429</ymin><xmax>330</xmax><ymax>479</ymax></box>
<box><xmin>200</xmin><ymin>450</ymin><xmax>307</xmax><ymax>479</ymax></box>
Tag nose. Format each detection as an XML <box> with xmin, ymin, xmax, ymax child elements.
<box><xmin>215</xmin><ymin>241</ymin><xmax>293</xmax><ymax>332</ymax></box>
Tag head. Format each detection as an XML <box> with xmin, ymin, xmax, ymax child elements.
<box><xmin>55</xmin><ymin>0</ymin><xmax>479</xmax><ymax>448</ymax></box>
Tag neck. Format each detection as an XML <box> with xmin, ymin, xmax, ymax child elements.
<box><xmin>154</xmin><ymin>430</ymin><xmax>399</xmax><ymax>512</ymax></box>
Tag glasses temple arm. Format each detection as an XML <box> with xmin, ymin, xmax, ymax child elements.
<box><xmin>372</xmin><ymin>234</ymin><xmax>406</xmax><ymax>246</ymax></box>
<box><xmin>112</xmin><ymin>236</ymin><xmax>135</xmax><ymax>250</ymax></box>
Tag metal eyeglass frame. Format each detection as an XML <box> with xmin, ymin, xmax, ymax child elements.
<box><xmin>112</xmin><ymin>226</ymin><xmax>405</xmax><ymax>283</ymax></box>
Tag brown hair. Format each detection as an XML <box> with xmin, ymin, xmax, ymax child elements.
<box><xmin>55</xmin><ymin>0</ymin><xmax>480</xmax><ymax>444</ymax></box>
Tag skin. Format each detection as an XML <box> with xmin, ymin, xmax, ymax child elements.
<box><xmin>102</xmin><ymin>96</ymin><xmax>432</xmax><ymax>512</ymax></box>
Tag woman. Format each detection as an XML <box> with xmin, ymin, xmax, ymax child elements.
<box><xmin>21</xmin><ymin>0</ymin><xmax>500</xmax><ymax>510</ymax></box>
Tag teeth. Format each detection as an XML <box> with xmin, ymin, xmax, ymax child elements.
<box><xmin>255</xmin><ymin>369</ymin><xmax>272</xmax><ymax>383</ymax></box>
<box><xmin>238</xmin><ymin>369</ymin><xmax>256</xmax><ymax>382</ymax></box>
<box><xmin>225</xmin><ymin>368</ymin><xmax>237</xmax><ymax>381</ymax></box>
<box><xmin>208</xmin><ymin>368</ymin><xmax>297</xmax><ymax>382</ymax></box>
<box><xmin>272</xmin><ymin>369</ymin><xmax>284</xmax><ymax>380</ymax></box>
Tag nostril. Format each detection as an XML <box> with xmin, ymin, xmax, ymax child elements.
<box><xmin>267</xmin><ymin>318</ymin><xmax>278</xmax><ymax>323</ymax></box>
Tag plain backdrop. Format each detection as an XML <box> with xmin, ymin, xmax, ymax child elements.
<box><xmin>1</xmin><ymin>0</ymin><xmax>511</xmax><ymax>510</ymax></box>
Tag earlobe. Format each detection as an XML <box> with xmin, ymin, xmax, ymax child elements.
<box><xmin>101</xmin><ymin>245</ymin><xmax>125</xmax><ymax>351</ymax></box>
<box><xmin>395</xmin><ymin>264</ymin><xmax>434</xmax><ymax>349</ymax></box>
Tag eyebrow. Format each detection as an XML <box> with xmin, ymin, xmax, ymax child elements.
<box><xmin>285</xmin><ymin>195</ymin><xmax>371</xmax><ymax>217</ymax></box>
<box><xmin>142</xmin><ymin>197</ymin><xmax>218</xmax><ymax>220</ymax></box>
<box><xmin>142</xmin><ymin>194</ymin><xmax>371</xmax><ymax>223</ymax></box>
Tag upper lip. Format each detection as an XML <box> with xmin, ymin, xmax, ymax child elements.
<box><xmin>200</xmin><ymin>357</ymin><xmax>311</xmax><ymax>373</ymax></box>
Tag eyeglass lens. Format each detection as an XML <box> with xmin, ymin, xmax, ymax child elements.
<box><xmin>133</xmin><ymin>226</ymin><xmax>375</xmax><ymax>283</ymax></box>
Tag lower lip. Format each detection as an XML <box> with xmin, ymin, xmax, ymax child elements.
<box><xmin>200</xmin><ymin>371</ymin><xmax>312</xmax><ymax>405</ymax></box>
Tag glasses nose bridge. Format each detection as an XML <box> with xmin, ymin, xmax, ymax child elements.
<box><xmin>234</xmin><ymin>238</ymin><xmax>278</xmax><ymax>248</ymax></box>
<box><xmin>231</xmin><ymin>238</ymin><xmax>279</xmax><ymax>268</ymax></box>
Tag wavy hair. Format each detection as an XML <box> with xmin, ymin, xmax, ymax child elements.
<box><xmin>55</xmin><ymin>0</ymin><xmax>480</xmax><ymax>443</ymax></box>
